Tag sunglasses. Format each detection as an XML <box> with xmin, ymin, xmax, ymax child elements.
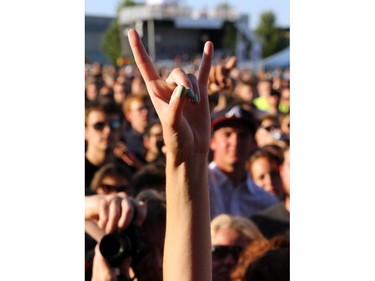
<box><xmin>212</xmin><ymin>245</ymin><xmax>244</xmax><ymax>261</ymax></box>
<box><xmin>261</xmin><ymin>125</ymin><xmax>279</xmax><ymax>132</ymax></box>
<box><xmin>97</xmin><ymin>183</ymin><xmax>130</xmax><ymax>193</ymax></box>
<box><xmin>92</xmin><ymin>121</ymin><xmax>121</xmax><ymax>131</ymax></box>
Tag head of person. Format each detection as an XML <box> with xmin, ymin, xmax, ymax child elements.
<box><xmin>280</xmin><ymin>87</ymin><xmax>290</xmax><ymax>110</ymax></box>
<box><xmin>90</xmin><ymin>162</ymin><xmax>133</xmax><ymax>195</ymax></box>
<box><xmin>131</xmin><ymin>74</ymin><xmax>148</xmax><ymax>96</ymax></box>
<box><xmin>210</xmin><ymin>103</ymin><xmax>259</xmax><ymax>173</ymax></box>
<box><xmin>231</xmin><ymin>236</ymin><xmax>290</xmax><ymax>281</ymax></box>
<box><xmin>211</xmin><ymin>214</ymin><xmax>265</xmax><ymax>281</ymax></box>
<box><xmin>256</xmin><ymin>79</ymin><xmax>272</xmax><ymax>97</ymax></box>
<box><xmin>255</xmin><ymin>113</ymin><xmax>282</xmax><ymax>148</ymax></box>
<box><xmin>85</xmin><ymin>97</ymin><xmax>122</xmax><ymax>152</ymax></box>
<box><xmin>134</xmin><ymin>190</ymin><xmax>166</xmax><ymax>281</ymax></box>
<box><xmin>280</xmin><ymin>145</ymin><xmax>290</xmax><ymax>198</ymax></box>
<box><xmin>245</xmin><ymin>148</ymin><xmax>284</xmax><ymax>200</ymax></box>
<box><xmin>264</xmin><ymin>88</ymin><xmax>281</xmax><ymax>111</ymax></box>
<box><xmin>113</xmin><ymin>82</ymin><xmax>128</xmax><ymax>106</ymax></box>
<box><xmin>85</xmin><ymin>80</ymin><xmax>98</xmax><ymax>102</ymax></box>
<box><xmin>143</xmin><ymin>120</ymin><xmax>165</xmax><ymax>163</ymax></box>
<box><xmin>280</xmin><ymin>112</ymin><xmax>290</xmax><ymax>139</ymax></box>
<box><xmin>131</xmin><ymin>162</ymin><xmax>166</xmax><ymax>197</ymax></box>
<box><xmin>234</xmin><ymin>79</ymin><xmax>255</xmax><ymax>103</ymax></box>
<box><xmin>123</xmin><ymin>95</ymin><xmax>149</xmax><ymax>134</ymax></box>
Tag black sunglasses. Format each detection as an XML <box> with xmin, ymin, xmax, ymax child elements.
<box><xmin>97</xmin><ymin>183</ymin><xmax>130</xmax><ymax>193</ymax></box>
<box><xmin>212</xmin><ymin>245</ymin><xmax>244</xmax><ymax>261</ymax></box>
<box><xmin>261</xmin><ymin>125</ymin><xmax>279</xmax><ymax>132</ymax></box>
<box><xmin>92</xmin><ymin>121</ymin><xmax>121</xmax><ymax>131</ymax></box>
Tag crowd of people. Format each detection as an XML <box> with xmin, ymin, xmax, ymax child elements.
<box><xmin>85</xmin><ymin>28</ymin><xmax>290</xmax><ymax>281</ymax></box>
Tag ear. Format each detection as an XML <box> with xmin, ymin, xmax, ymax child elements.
<box><xmin>209</xmin><ymin>135</ymin><xmax>217</xmax><ymax>151</ymax></box>
<box><xmin>244</xmin><ymin>160</ymin><xmax>251</xmax><ymax>171</ymax></box>
<box><xmin>85</xmin><ymin>126</ymin><xmax>89</xmax><ymax>141</ymax></box>
<box><xmin>96</xmin><ymin>187</ymin><xmax>104</xmax><ymax>195</ymax></box>
<box><xmin>143</xmin><ymin>137</ymin><xmax>150</xmax><ymax>149</ymax></box>
<box><xmin>125</xmin><ymin>111</ymin><xmax>132</xmax><ymax>123</ymax></box>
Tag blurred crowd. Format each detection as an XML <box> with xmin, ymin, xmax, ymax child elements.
<box><xmin>85</xmin><ymin>55</ymin><xmax>290</xmax><ymax>281</ymax></box>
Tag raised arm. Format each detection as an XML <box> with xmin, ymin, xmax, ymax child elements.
<box><xmin>128</xmin><ymin>29</ymin><xmax>213</xmax><ymax>281</ymax></box>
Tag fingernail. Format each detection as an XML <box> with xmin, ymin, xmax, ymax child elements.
<box><xmin>176</xmin><ymin>85</ymin><xmax>186</xmax><ymax>97</ymax></box>
<box><xmin>186</xmin><ymin>88</ymin><xmax>194</xmax><ymax>99</ymax></box>
<box><xmin>186</xmin><ymin>88</ymin><xmax>199</xmax><ymax>104</ymax></box>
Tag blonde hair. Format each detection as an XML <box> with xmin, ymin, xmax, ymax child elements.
<box><xmin>210</xmin><ymin>214</ymin><xmax>265</xmax><ymax>244</ymax></box>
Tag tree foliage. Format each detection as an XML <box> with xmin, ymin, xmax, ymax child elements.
<box><xmin>101</xmin><ymin>20</ymin><xmax>121</xmax><ymax>65</ymax></box>
<box><xmin>101</xmin><ymin>0</ymin><xmax>136</xmax><ymax>65</ymax></box>
<box><xmin>254</xmin><ymin>11</ymin><xmax>289</xmax><ymax>58</ymax></box>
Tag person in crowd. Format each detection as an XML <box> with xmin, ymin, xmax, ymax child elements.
<box><xmin>207</xmin><ymin>56</ymin><xmax>237</xmax><ymax>113</ymax></box>
<box><xmin>142</xmin><ymin>120</ymin><xmax>165</xmax><ymax>164</ymax></box>
<box><xmin>122</xmin><ymin>95</ymin><xmax>150</xmax><ymax>158</ymax></box>
<box><xmin>279</xmin><ymin>86</ymin><xmax>290</xmax><ymax>113</ymax></box>
<box><xmin>211</xmin><ymin>214</ymin><xmax>265</xmax><ymax>281</ymax></box>
<box><xmin>255</xmin><ymin>113</ymin><xmax>286</xmax><ymax>149</ymax></box>
<box><xmin>233</xmin><ymin>79</ymin><xmax>255</xmax><ymax>105</ymax></box>
<box><xmin>86</xmin><ymin>162</ymin><xmax>135</xmax><ymax>280</ymax></box>
<box><xmin>279</xmin><ymin>145</ymin><xmax>290</xmax><ymax>212</ymax></box>
<box><xmin>130</xmin><ymin>74</ymin><xmax>148</xmax><ymax>97</ymax></box>
<box><xmin>245</xmin><ymin>147</ymin><xmax>285</xmax><ymax>201</ymax></box>
<box><xmin>86</xmin><ymin>79</ymin><xmax>99</xmax><ymax>104</ymax></box>
<box><xmin>89</xmin><ymin>162</ymin><xmax>134</xmax><ymax>196</ymax></box>
<box><xmin>264</xmin><ymin>88</ymin><xmax>282</xmax><ymax>116</ymax></box>
<box><xmin>134</xmin><ymin>190</ymin><xmax>167</xmax><ymax>281</ymax></box>
<box><xmin>230</xmin><ymin>236</ymin><xmax>290</xmax><ymax>281</ymax></box>
<box><xmin>252</xmin><ymin>79</ymin><xmax>273</xmax><ymax>112</ymax></box>
<box><xmin>250</xmin><ymin>145</ymin><xmax>290</xmax><ymax>239</ymax></box>
<box><xmin>131</xmin><ymin>161</ymin><xmax>166</xmax><ymax>197</ymax></box>
<box><xmin>85</xmin><ymin>97</ymin><xmax>123</xmax><ymax>194</ymax></box>
<box><xmin>85</xmin><ymin>192</ymin><xmax>147</xmax><ymax>281</ymax></box>
<box><xmin>113</xmin><ymin>82</ymin><xmax>128</xmax><ymax>107</ymax></box>
<box><xmin>208</xmin><ymin>102</ymin><xmax>280</xmax><ymax>219</ymax></box>
<box><xmin>279</xmin><ymin>112</ymin><xmax>290</xmax><ymax>141</ymax></box>
<box><xmin>87</xmin><ymin>28</ymin><xmax>214</xmax><ymax>281</ymax></box>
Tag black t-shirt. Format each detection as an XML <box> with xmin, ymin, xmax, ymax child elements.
<box><xmin>85</xmin><ymin>157</ymin><xmax>99</xmax><ymax>195</ymax></box>
<box><xmin>251</xmin><ymin>202</ymin><xmax>290</xmax><ymax>240</ymax></box>
<box><xmin>124</xmin><ymin>127</ymin><xmax>144</xmax><ymax>156</ymax></box>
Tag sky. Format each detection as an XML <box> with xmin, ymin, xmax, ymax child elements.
<box><xmin>85</xmin><ymin>0</ymin><xmax>289</xmax><ymax>30</ymax></box>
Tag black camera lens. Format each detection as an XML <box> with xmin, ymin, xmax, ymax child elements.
<box><xmin>99</xmin><ymin>232</ymin><xmax>132</xmax><ymax>266</ymax></box>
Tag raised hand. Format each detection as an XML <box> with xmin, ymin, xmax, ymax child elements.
<box><xmin>128</xmin><ymin>29</ymin><xmax>213</xmax><ymax>164</ymax></box>
<box><xmin>208</xmin><ymin>56</ymin><xmax>237</xmax><ymax>93</ymax></box>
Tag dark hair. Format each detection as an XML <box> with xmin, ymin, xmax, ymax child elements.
<box><xmin>85</xmin><ymin>96</ymin><xmax>122</xmax><ymax>125</ymax></box>
<box><xmin>231</xmin><ymin>236</ymin><xmax>289</xmax><ymax>281</ymax></box>
<box><xmin>90</xmin><ymin>162</ymin><xmax>133</xmax><ymax>194</ymax></box>
<box><xmin>144</xmin><ymin>119</ymin><xmax>162</xmax><ymax>138</ymax></box>
<box><xmin>131</xmin><ymin>162</ymin><xmax>166</xmax><ymax>196</ymax></box>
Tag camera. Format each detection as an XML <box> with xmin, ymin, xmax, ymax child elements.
<box><xmin>99</xmin><ymin>222</ymin><xmax>148</xmax><ymax>267</ymax></box>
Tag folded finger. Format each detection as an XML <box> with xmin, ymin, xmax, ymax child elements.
<box><xmin>105</xmin><ymin>197</ymin><xmax>122</xmax><ymax>233</ymax></box>
<box><xmin>117</xmin><ymin>198</ymin><xmax>135</xmax><ymax>231</ymax></box>
<box><xmin>165</xmin><ymin>68</ymin><xmax>197</xmax><ymax>103</ymax></box>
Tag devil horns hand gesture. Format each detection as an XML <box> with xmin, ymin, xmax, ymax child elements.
<box><xmin>129</xmin><ymin>29</ymin><xmax>213</xmax><ymax>281</ymax></box>
<box><xmin>128</xmin><ymin>29</ymin><xmax>213</xmax><ymax>165</ymax></box>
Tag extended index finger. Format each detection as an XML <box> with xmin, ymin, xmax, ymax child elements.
<box><xmin>128</xmin><ymin>28</ymin><xmax>160</xmax><ymax>82</ymax></box>
<box><xmin>225</xmin><ymin>56</ymin><xmax>237</xmax><ymax>70</ymax></box>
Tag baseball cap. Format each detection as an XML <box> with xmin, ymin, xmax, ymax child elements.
<box><xmin>211</xmin><ymin>103</ymin><xmax>259</xmax><ymax>133</ymax></box>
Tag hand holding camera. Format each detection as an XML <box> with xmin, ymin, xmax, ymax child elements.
<box><xmin>86</xmin><ymin>193</ymin><xmax>148</xmax><ymax>280</ymax></box>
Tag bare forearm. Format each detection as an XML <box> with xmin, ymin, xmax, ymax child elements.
<box><xmin>163</xmin><ymin>153</ymin><xmax>212</xmax><ymax>281</ymax></box>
